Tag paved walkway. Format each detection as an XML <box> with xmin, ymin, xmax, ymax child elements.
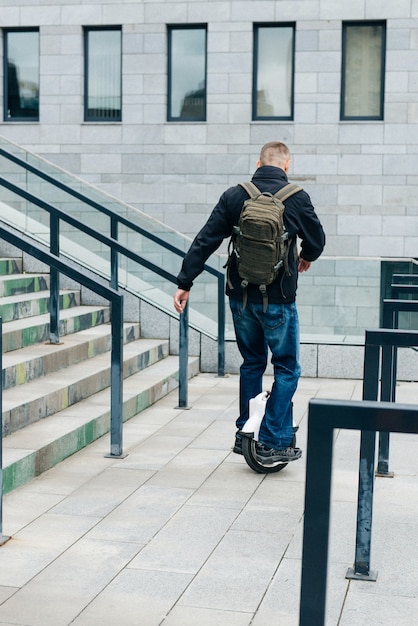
<box><xmin>0</xmin><ymin>373</ymin><xmax>417</xmax><ymax>625</ymax></box>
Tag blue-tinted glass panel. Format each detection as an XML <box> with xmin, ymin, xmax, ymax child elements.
<box><xmin>4</xmin><ymin>30</ymin><xmax>39</xmax><ymax>121</ymax></box>
<box><xmin>168</xmin><ymin>26</ymin><xmax>207</xmax><ymax>121</ymax></box>
<box><xmin>85</xmin><ymin>28</ymin><xmax>122</xmax><ymax>121</ymax></box>
<box><xmin>254</xmin><ymin>25</ymin><xmax>294</xmax><ymax>120</ymax></box>
<box><xmin>341</xmin><ymin>22</ymin><xmax>386</xmax><ymax>120</ymax></box>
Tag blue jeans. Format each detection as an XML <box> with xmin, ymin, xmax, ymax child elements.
<box><xmin>230</xmin><ymin>298</ymin><xmax>301</xmax><ymax>449</ymax></box>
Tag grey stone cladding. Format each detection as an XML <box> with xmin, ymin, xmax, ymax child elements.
<box><xmin>1</xmin><ymin>0</ymin><xmax>417</xmax><ymax>353</ymax></box>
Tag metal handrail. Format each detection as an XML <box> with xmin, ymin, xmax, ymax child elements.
<box><xmin>0</xmin><ymin>222</ymin><xmax>124</xmax><ymax>459</ymax></box>
<box><xmin>345</xmin><ymin>327</ymin><xmax>418</xmax><ymax>585</ymax></box>
<box><xmin>299</xmin><ymin>398</ymin><xmax>418</xmax><ymax>626</ymax></box>
<box><xmin>0</xmin><ymin>146</ymin><xmax>226</xmax><ymax>377</ymax></box>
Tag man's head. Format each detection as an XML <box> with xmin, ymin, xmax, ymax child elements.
<box><xmin>256</xmin><ymin>141</ymin><xmax>291</xmax><ymax>173</ymax></box>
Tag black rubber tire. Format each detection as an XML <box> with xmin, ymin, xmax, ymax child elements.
<box><xmin>240</xmin><ymin>427</ymin><xmax>298</xmax><ymax>474</ymax></box>
<box><xmin>241</xmin><ymin>434</ymin><xmax>289</xmax><ymax>474</ymax></box>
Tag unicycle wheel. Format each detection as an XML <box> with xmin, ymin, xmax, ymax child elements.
<box><xmin>241</xmin><ymin>433</ymin><xmax>288</xmax><ymax>474</ymax></box>
<box><xmin>240</xmin><ymin>427</ymin><xmax>298</xmax><ymax>475</ymax></box>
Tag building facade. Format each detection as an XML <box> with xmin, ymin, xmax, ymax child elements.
<box><xmin>1</xmin><ymin>1</ymin><xmax>417</xmax><ymax>349</ymax></box>
<box><xmin>1</xmin><ymin>0</ymin><xmax>417</xmax><ymax>251</ymax></box>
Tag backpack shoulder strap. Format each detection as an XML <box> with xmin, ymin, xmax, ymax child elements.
<box><xmin>239</xmin><ymin>182</ymin><xmax>261</xmax><ymax>197</ymax></box>
<box><xmin>274</xmin><ymin>183</ymin><xmax>303</xmax><ymax>203</ymax></box>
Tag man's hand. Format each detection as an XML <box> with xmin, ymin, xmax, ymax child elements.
<box><xmin>173</xmin><ymin>288</ymin><xmax>190</xmax><ymax>313</ymax></box>
<box><xmin>298</xmin><ymin>257</ymin><xmax>312</xmax><ymax>273</ymax></box>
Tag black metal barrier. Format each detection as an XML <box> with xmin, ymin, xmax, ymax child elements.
<box><xmin>299</xmin><ymin>398</ymin><xmax>418</xmax><ymax>626</ymax></box>
<box><xmin>177</xmin><ymin>301</ymin><xmax>189</xmax><ymax>409</ymax></box>
<box><xmin>345</xmin><ymin>328</ymin><xmax>418</xmax><ymax>586</ymax></box>
<box><xmin>378</xmin><ymin>298</ymin><xmax>418</xmax><ymax>477</ymax></box>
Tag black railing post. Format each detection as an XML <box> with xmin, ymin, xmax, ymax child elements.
<box><xmin>346</xmin><ymin>429</ymin><xmax>378</xmax><ymax>581</ymax></box>
<box><xmin>299</xmin><ymin>405</ymin><xmax>334</xmax><ymax>626</ymax></box>
<box><xmin>362</xmin><ymin>341</ymin><xmax>380</xmax><ymax>402</ymax></box>
<box><xmin>377</xmin><ymin>341</ymin><xmax>396</xmax><ymax>477</ymax></box>
<box><xmin>379</xmin><ymin>299</ymin><xmax>398</xmax><ymax>478</ymax></box>
<box><xmin>49</xmin><ymin>213</ymin><xmax>60</xmax><ymax>344</ymax></box>
<box><xmin>346</xmin><ymin>337</ymin><xmax>380</xmax><ymax>581</ymax></box>
<box><xmin>379</xmin><ymin>297</ymin><xmax>418</xmax><ymax>476</ymax></box>
<box><xmin>110</xmin><ymin>215</ymin><xmax>118</xmax><ymax>290</ymax></box>
<box><xmin>217</xmin><ymin>274</ymin><xmax>225</xmax><ymax>377</ymax></box>
<box><xmin>106</xmin><ymin>293</ymin><xmax>125</xmax><ymax>458</ymax></box>
<box><xmin>177</xmin><ymin>300</ymin><xmax>189</xmax><ymax>409</ymax></box>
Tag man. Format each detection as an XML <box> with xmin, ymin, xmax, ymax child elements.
<box><xmin>173</xmin><ymin>141</ymin><xmax>325</xmax><ymax>464</ymax></box>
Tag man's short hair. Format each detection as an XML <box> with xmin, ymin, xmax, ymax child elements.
<box><xmin>259</xmin><ymin>141</ymin><xmax>290</xmax><ymax>166</ymax></box>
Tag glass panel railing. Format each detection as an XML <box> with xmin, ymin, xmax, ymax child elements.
<box><xmin>186</xmin><ymin>256</ymin><xmax>418</xmax><ymax>340</ymax></box>
<box><xmin>297</xmin><ymin>256</ymin><xmax>418</xmax><ymax>339</ymax></box>
<box><xmin>1</xmin><ymin>134</ymin><xmax>417</xmax><ymax>342</ymax></box>
<box><xmin>0</xmin><ymin>133</ymin><xmax>223</xmax><ymax>335</ymax></box>
<box><xmin>0</xmin><ymin>136</ymin><xmax>195</xmax><ymax>255</ymax></box>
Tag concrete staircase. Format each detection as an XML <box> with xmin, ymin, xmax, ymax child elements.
<box><xmin>0</xmin><ymin>257</ymin><xmax>199</xmax><ymax>494</ymax></box>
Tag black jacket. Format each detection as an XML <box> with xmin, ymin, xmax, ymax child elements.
<box><xmin>177</xmin><ymin>165</ymin><xmax>326</xmax><ymax>304</ymax></box>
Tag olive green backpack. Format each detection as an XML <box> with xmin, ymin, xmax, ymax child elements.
<box><xmin>226</xmin><ymin>181</ymin><xmax>302</xmax><ymax>311</ymax></box>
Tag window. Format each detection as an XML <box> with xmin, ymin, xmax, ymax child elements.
<box><xmin>253</xmin><ymin>23</ymin><xmax>295</xmax><ymax>121</ymax></box>
<box><xmin>341</xmin><ymin>21</ymin><xmax>386</xmax><ymax>120</ymax></box>
<box><xmin>3</xmin><ymin>28</ymin><xmax>39</xmax><ymax>121</ymax></box>
<box><xmin>84</xmin><ymin>27</ymin><xmax>122</xmax><ymax>122</ymax></box>
<box><xmin>167</xmin><ymin>25</ymin><xmax>207</xmax><ymax>122</ymax></box>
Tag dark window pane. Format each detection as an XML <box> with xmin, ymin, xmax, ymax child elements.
<box><xmin>168</xmin><ymin>27</ymin><xmax>206</xmax><ymax>121</ymax></box>
<box><xmin>341</xmin><ymin>22</ymin><xmax>386</xmax><ymax>120</ymax></box>
<box><xmin>254</xmin><ymin>25</ymin><xmax>295</xmax><ymax>120</ymax></box>
<box><xmin>5</xmin><ymin>30</ymin><xmax>39</xmax><ymax>121</ymax></box>
<box><xmin>85</xmin><ymin>28</ymin><xmax>122</xmax><ymax>121</ymax></box>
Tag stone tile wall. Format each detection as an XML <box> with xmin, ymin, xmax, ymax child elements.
<box><xmin>1</xmin><ymin>0</ymin><xmax>417</xmax><ymax>339</ymax></box>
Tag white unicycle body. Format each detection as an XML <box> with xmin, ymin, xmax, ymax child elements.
<box><xmin>239</xmin><ymin>391</ymin><xmax>298</xmax><ymax>474</ymax></box>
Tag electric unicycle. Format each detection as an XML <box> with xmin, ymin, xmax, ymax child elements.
<box><xmin>239</xmin><ymin>391</ymin><xmax>298</xmax><ymax>474</ymax></box>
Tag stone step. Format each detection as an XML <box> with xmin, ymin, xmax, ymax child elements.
<box><xmin>0</xmin><ymin>273</ymin><xmax>50</xmax><ymax>297</ymax></box>
<box><xmin>0</xmin><ymin>289</ymin><xmax>81</xmax><ymax>324</ymax></box>
<box><xmin>2</xmin><ymin>354</ymin><xmax>200</xmax><ymax>493</ymax></box>
<box><xmin>0</xmin><ymin>257</ymin><xmax>22</xmax><ymax>276</ymax></box>
<box><xmin>2</xmin><ymin>322</ymin><xmax>141</xmax><ymax>390</ymax></box>
<box><xmin>1</xmin><ymin>303</ymin><xmax>110</xmax><ymax>352</ymax></box>
<box><xmin>0</xmin><ymin>261</ymin><xmax>197</xmax><ymax>498</ymax></box>
<box><xmin>2</xmin><ymin>337</ymin><xmax>170</xmax><ymax>436</ymax></box>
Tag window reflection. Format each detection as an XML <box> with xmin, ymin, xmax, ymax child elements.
<box><xmin>342</xmin><ymin>22</ymin><xmax>385</xmax><ymax>120</ymax></box>
<box><xmin>85</xmin><ymin>28</ymin><xmax>122</xmax><ymax>121</ymax></box>
<box><xmin>168</xmin><ymin>27</ymin><xmax>207</xmax><ymax>121</ymax></box>
<box><xmin>254</xmin><ymin>25</ymin><xmax>294</xmax><ymax>120</ymax></box>
<box><xmin>4</xmin><ymin>30</ymin><xmax>39</xmax><ymax>121</ymax></box>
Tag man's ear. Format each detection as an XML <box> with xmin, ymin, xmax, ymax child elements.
<box><xmin>284</xmin><ymin>159</ymin><xmax>291</xmax><ymax>173</ymax></box>
<box><xmin>256</xmin><ymin>159</ymin><xmax>262</xmax><ymax>168</ymax></box>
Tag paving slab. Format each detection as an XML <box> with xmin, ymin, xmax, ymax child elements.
<box><xmin>0</xmin><ymin>373</ymin><xmax>417</xmax><ymax>626</ymax></box>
